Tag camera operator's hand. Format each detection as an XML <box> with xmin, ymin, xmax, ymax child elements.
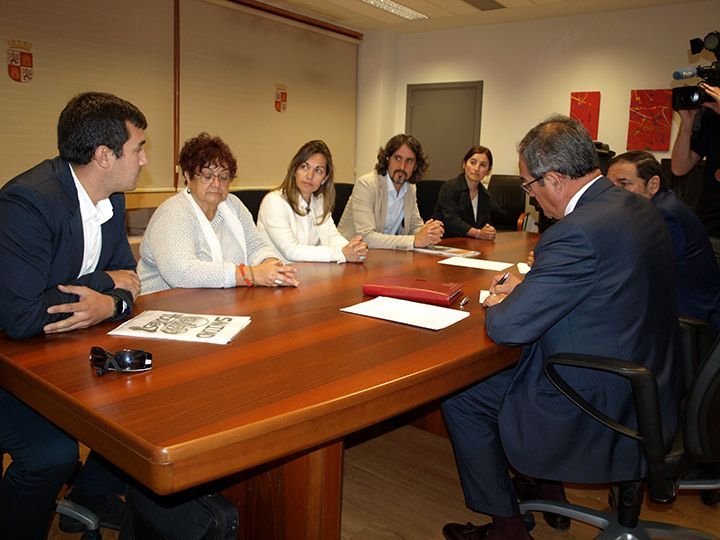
<box><xmin>672</xmin><ymin>106</ymin><xmax>701</xmax><ymax>176</ymax></box>
<box><xmin>677</xmin><ymin>107</ymin><xmax>699</xmax><ymax>125</ymax></box>
<box><xmin>699</xmin><ymin>83</ymin><xmax>720</xmax><ymax>115</ymax></box>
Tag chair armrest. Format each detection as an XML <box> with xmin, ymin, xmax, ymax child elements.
<box><xmin>544</xmin><ymin>353</ymin><xmax>665</xmax><ymax>465</ymax></box>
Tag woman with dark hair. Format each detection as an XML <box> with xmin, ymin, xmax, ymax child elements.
<box><xmin>433</xmin><ymin>145</ymin><xmax>497</xmax><ymax>240</ymax></box>
<box><xmin>257</xmin><ymin>140</ymin><xmax>367</xmax><ymax>263</ymax></box>
<box><xmin>138</xmin><ymin>132</ymin><xmax>298</xmax><ymax>293</ymax></box>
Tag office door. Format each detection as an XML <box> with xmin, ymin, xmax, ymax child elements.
<box><xmin>405</xmin><ymin>81</ymin><xmax>483</xmax><ymax>181</ymax></box>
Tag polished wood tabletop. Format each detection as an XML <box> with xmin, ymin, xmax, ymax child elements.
<box><xmin>0</xmin><ymin>231</ymin><xmax>538</xmax><ymax>538</ymax></box>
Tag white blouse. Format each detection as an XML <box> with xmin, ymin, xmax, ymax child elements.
<box><xmin>257</xmin><ymin>190</ymin><xmax>349</xmax><ymax>263</ymax></box>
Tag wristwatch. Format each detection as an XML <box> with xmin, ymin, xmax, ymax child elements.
<box><xmin>109</xmin><ymin>294</ymin><xmax>124</xmax><ymax>318</ymax></box>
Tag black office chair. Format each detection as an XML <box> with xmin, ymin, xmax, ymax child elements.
<box><xmin>415</xmin><ymin>179</ymin><xmax>444</xmax><ymax>222</ymax></box>
<box><xmin>487</xmin><ymin>175</ymin><xmax>526</xmax><ymax>231</ymax></box>
<box><xmin>519</xmin><ymin>323</ymin><xmax>720</xmax><ymax>539</ymax></box>
<box><xmin>56</xmin><ymin>497</ymin><xmax>102</xmax><ymax>539</ymax></box>
<box><xmin>55</xmin><ymin>460</ymin><xmax>103</xmax><ymax>539</ymax></box>
<box><xmin>231</xmin><ymin>189</ymin><xmax>269</xmax><ymax>223</ymax></box>
<box><xmin>333</xmin><ymin>182</ymin><xmax>353</xmax><ymax>225</ymax></box>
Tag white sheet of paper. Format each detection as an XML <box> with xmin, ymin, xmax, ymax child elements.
<box><xmin>109</xmin><ymin>310</ymin><xmax>251</xmax><ymax>345</ymax></box>
<box><xmin>438</xmin><ymin>257</ymin><xmax>514</xmax><ymax>271</ymax></box>
<box><xmin>340</xmin><ymin>296</ymin><xmax>469</xmax><ymax>331</ymax></box>
<box><xmin>479</xmin><ymin>290</ymin><xmax>490</xmax><ymax>303</ymax></box>
<box><xmin>517</xmin><ymin>262</ymin><xmax>531</xmax><ymax>275</ymax></box>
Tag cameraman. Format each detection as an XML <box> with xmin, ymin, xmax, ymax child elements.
<box><xmin>671</xmin><ymin>82</ymin><xmax>720</xmax><ymax>265</ymax></box>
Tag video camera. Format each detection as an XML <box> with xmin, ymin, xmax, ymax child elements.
<box><xmin>672</xmin><ymin>31</ymin><xmax>720</xmax><ymax>110</ymax></box>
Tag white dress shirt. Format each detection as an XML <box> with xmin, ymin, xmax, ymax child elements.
<box><xmin>384</xmin><ymin>174</ymin><xmax>408</xmax><ymax>235</ymax></box>
<box><xmin>70</xmin><ymin>165</ymin><xmax>113</xmax><ymax>278</ymax></box>
<box><xmin>565</xmin><ymin>176</ymin><xmax>602</xmax><ymax>216</ymax></box>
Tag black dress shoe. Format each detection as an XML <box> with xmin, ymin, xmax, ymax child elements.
<box><xmin>512</xmin><ymin>476</ymin><xmax>571</xmax><ymax>531</ymax></box>
<box><xmin>443</xmin><ymin>522</ymin><xmax>495</xmax><ymax>539</ymax></box>
<box><xmin>442</xmin><ymin>521</ymin><xmax>534</xmax><ymax>540</ymax></box>
<box><xmin>58</xmin><ymin>489</ymin><xmax>125</xmax><ymax>532</ymax></box>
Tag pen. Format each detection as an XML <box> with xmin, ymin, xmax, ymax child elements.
<box><xmin>497</xmin><ymin>271</ymin><xmax>510</xmax><ymax>285</ymax></box>
<box><xmin>459</xmin><ymin>296</ymin><xmax>469</xmax><ymax>308</ymax></box>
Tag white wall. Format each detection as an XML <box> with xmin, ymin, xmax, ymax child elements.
<box><xmin>356</xmin><ymin>0</ymin><xmax>720</xmax><ymax>176</ymax></box>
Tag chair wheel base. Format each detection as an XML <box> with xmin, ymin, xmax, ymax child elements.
<box><xmin>700</xmin><ymin>490</ymin><xmax>720</xmax><ymax>506</ymax></box>
<box><xmin>521</xmin><ymin>511</ymin><xmax>536</xmax><ymax>532</ymax></box>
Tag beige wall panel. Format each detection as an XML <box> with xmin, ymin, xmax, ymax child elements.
<box><xmin>179</xmin><ymin>0</ymin><xmax>357</xmax><ymax>189</ymax></box>
<box><xmin>0</xmin><ymin>0</ymin><xmax>174</xmax><ymax>189</ymax></box>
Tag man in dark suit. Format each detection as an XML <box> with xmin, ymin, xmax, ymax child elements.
<box><xmin>441</xmin><ymin>116</ymin><xmax>682</xmax><ymax>540</ymax></box>
<box><xmin>0</xmin><ymin>92</ymin><xmax>147</xmax><ymax>539</ymax></box>
<box><xmin>607</xmin><ymin>150</ymin><xmax>720</xmax><ymax>333</ymax></box>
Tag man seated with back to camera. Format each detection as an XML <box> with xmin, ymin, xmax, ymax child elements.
<box><xmin>337</xmin><ymin>133</ymin><xmax>444</xmax><ymax>249</ymax></box>
<box><xmin>441</xmin><ymin>116</ymin><xmax>682</xmax><ymax>540</ymax></box>
<box><xmin>671</xmin><ymin>82</ymin><xmax>720</xmax><ymax>265</ymax></box>
<box><xmin>607</xmin><ymin>150</ymin><xmax>720</xmax><ymax>333</ymax></box>
<box><xmin>0</xmin><ymin>92</ymin><xmax>148</xmax><ymax>539</ymax></box>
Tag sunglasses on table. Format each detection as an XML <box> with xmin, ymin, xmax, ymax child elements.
<box><xmin>90</xmin><ymin>346</ymin><xmax>153</xmax><ymax>376</ymax></box>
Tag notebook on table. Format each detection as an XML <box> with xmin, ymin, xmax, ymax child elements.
<box><xmin>362</xmin><ymin>276</ymin><xmax>463</xmax><ymax>307</ymax></box>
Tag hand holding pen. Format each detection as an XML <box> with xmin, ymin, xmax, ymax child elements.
<box><xmin>490</xmin><ymin>270</ymin><xmax>519</xmax><ymax>294</ymax></box>
<box><xmin>484</xmin><ymin>270</ymin><xmax>520</xmax><ymax>307</ymax></box>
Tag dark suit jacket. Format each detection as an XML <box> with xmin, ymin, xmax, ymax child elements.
<box><xmin>653</xmin><ymin>190</ymin><xmax>720</xmax><ymax>332</ymax></box>
<box><xmin>433</xmin><ymin>173</ymin><xmax>493</xmax><ymax>237</ymax></box>
<box><xmin>0</xmin><ymin>157</ymin><xmax>136</xmax><ymax>339</ymax></box>
<box><xmin>486</xmin><ymin>178</ymin><xmax>682</xmax><ymax>483</ymax></box>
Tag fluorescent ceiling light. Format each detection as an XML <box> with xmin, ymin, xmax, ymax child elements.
<box><xmin>360</xmin><ymin>0</ymin><xmax>428</xmax><ymax>20</ymax></box>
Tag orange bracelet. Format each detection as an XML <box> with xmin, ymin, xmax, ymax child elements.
<box><xmin>238</xmin><ymin>264</ymin><xmax>253</xmax><ymax>287</ymax></box>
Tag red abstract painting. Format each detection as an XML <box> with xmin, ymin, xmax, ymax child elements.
<box><xmin>570</xmin><ymin>92</ymin><xmax>600</xmax><ymax>139</ymax></box>
<box><xmin>626</xmin><ymin>89</ymin><xmax>673</xmax><ymax>151</ymax></box>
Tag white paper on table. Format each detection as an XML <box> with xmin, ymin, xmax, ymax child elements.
<box><xmin>479</xmin><ymin>290</ymin><xmax>491</xmax><ymax>304</ymax></box>
<box><xmin>108</xmin><ymin>310</ymin><xmax>251</xmax><ymax>345</ymax></box>
<box><xmin>438</xmin><ymin>257</ymin><xmax>514</xmax><ymax>271</ymax></box>
<box><xmin>340</xmin><ymin>296</ymin><xmax>469</xmax><ymax>331</ymax></box>
<box><xmin>516</xmin><ymin>262</ymin><xmax>531</xmax><ymax>275</ymax></box>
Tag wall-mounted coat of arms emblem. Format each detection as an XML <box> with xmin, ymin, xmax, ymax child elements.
<box><xmin>275</xmin><ymin>83</ymin><xmax>287</xmax><ymax>113</ymax></box>
<box><xmin>7</xmin><ymin>39</ymin><xmax>33</xmax><ymax>83</ymax></box>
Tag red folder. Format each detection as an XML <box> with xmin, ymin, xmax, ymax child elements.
<box><xmin>362</xmin><ymin>276</ymin><xmax>463</xmax><ymax>307</ymax></box>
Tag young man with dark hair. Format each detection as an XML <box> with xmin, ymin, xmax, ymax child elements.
<box><xmin>0</xmin><ymin>92</ymin><xmax>148</xmax><ymax>539</ymax></box>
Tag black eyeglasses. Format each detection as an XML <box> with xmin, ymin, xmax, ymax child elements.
<box><xmin>521</xmin><ymin>176</ymin><xmax>543</xmax><ymax>194</ymax></box>
<box><xmin>90</xmin><ymin>346</ymin><xmax>153</xmax><ymax>376</ymax></box>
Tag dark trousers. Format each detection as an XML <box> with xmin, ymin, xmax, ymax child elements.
<box><xmin>0</xmin><ymin>387</ymin><xmax>78</xmax><ymax>540</ymax></box>
<box><xmin>1</xmin><ymin>387</ymin><xmax>128</xmax><ymax>540</ymax></box>
<box><xmin>441</xmin><ymin>368</ymin><xmax>519</xmax><ymax>518</ymax></box>
<box><xmin>73</xmin><ymin>450</ymin><xmax>128</xmax><ymax>496</ymax></box>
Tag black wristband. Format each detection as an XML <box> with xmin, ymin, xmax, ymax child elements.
<box><xmin>109</xmin><ymin>294</ymin><xmax>124</xmax><ymax>318</ymax></box>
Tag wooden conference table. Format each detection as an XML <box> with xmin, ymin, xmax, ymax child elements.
<box><xmin>0</xmin><ymin>232</ymin><xmax>537</xmax><ymax>539</ymax></box>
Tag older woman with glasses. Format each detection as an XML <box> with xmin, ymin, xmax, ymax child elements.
<box><xmin>256</xmin><ymin>140</ymin><xmax>367</xmax><ymax>263</ymax></box>
<box><xmin>433</xmin><ymin>145</ymin><xmax>498</xmax><ymax>240</ymax></box>
<box><xmin>138</xmin><ymin>132</ymin><xmax>298</xmax><ymax>293</ymax></box>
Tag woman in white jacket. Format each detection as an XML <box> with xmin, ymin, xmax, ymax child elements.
<box><xmin>258</xmin><ymin>140</ymin><xmax>368</xmax><ymax>263</ymax></box>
